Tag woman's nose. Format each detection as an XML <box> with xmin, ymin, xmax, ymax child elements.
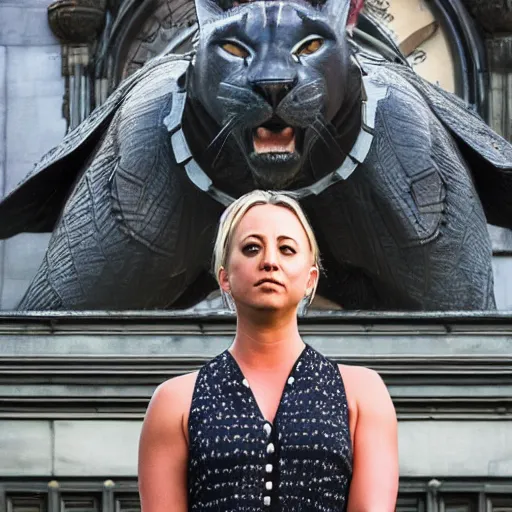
<box><xmin>261</xmin><ymin>247</ymin><xmax>279</xmax><ymax>271</ymax></box>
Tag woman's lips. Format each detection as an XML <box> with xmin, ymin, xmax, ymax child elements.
<box><xmin>254</xmin><ymin>278</ymin><xmax>284</xmax><ymax>287</ymax></box>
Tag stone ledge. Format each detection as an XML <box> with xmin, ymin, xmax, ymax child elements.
<box><xmin>0</xmin><ymin>313</ymin><xmax>510</xmax><ymax>420</ymax></box>
<box><xmin>1</xmin><ymin>419</ymin><xmax>511</xmax><ymax>478</ymax></box>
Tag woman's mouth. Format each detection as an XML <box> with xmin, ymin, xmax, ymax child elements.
<box><xmin>254</xmin><ymin>278</ymin><xmax>284</xmax><ymax>287</ymax></box>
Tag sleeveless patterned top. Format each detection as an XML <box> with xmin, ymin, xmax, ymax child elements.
<box><xmin>187</xmin><ymin>344</ymin><xmax>352</xmax><ymax>511</ymax></box>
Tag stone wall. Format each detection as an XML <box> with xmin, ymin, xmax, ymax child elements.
<box><xmin>0</xmin><ymin>0</ymin><xmax>64</xmax><ymax>309</ymax></box>
<box><xmin>0</xmin><ymin>311</ymin><xmax>512</xmax><ymax>492</ymax></box>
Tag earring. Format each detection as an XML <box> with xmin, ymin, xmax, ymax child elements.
<box><xmin>298</xmin><ymin>289</ymin><xmax>312</xmax><ymax>317</ymax></box>
<box><xmin>221</xmin><ymin>289</ymin><xmax>236</xmax><ymax>313</ymax></box>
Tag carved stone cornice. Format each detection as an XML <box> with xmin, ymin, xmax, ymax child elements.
<box><xmin>460</xmin><ymin>0</ymin><xmax>512</xmax><ymax>35</ymax></box>
<box><xmin>0</xmin><ymin>312</ymin><xmax>511</xmax><ymax>420</ymax></box>
<box><xmin>486</xmin><ymin>35</ymin><xmax>512</xmax><ymax>71</ymax></box>
<box><xmin>48</xmin><ymin>0</ymin><xmax>107</xmax><ymax>45</ymax></box>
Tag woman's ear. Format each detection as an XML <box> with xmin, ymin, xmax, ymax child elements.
<box><xmin>218</xmin><ymin>266</ymin><xmax>231</xmax><ymax>293</ymax></box>
<box><xmin>306</xmin><ymin>266</ymin><xmax>319</xmax><ymax>296</ymax></box>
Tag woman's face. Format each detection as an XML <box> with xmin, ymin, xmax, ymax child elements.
<box><xmin>219</xmin><ymin>204</ymin><xmax>318</xmax><ymax>313</ymax></box>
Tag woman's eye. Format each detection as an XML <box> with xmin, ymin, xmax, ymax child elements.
<box><xmin>280</xmin><ymin>245</ymin><xmax>296</xmax><ymax>255</ymax></box>
<box><xmin>221</xmin><ymin>42</ymin><xmax>249</xmax><ymax>59</ymax></box>
<box><xmin>242</xmin><ymin>244</ymin><xmax>260</xmax><ymax>255</ymax></box>
<box><xmin>295</xmin><ymin>38</ymin><xmax>324</xmax><ymax>57</ymax></box>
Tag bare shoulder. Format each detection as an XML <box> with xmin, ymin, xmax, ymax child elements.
<box><xmin>338</xmin><ymin>364</ymin><xmax>395</xmax><ymax>419</ymax></box>
<box><xmin>154</xmin><ymin>371</ymin><xmax>198</xmax><ymax>398</ymax></box>
<box><xmin>144</xmin><ymin>371</ymin><xmax>199</xmax><ymax>426</ymax></box>
<box><xmin>338</xmin><ymin>364</ymin><xmax>384</xmax><ymax>386</ymax></box>
<box><xmin>151</xmin><ymin>371</ymin><xmax>198</xmax><ymax>408</ymax></box>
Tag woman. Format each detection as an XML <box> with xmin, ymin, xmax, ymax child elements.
<box><xmin>138</xmin><ymin>190</ymin><xmax>398</xmax><ymax>511</ymax></box>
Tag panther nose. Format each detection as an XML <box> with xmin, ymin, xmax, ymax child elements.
<box><xmin>252</xmin><ymin>79</ymin><xmax>297</xmax><ymax>109</ymax></box>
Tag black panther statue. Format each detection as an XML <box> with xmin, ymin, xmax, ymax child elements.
<box><xmin>1</xmin><ymin>0</ymin><xmax>512</xmax><ymax>310</ymax></box>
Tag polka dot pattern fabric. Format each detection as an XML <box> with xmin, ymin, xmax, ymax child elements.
<box><xmin>187</xmin><ymin>345</ymin><xmax>352</xmax><ymax>511</ymax></box>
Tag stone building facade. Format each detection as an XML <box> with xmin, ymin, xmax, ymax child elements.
<box><xmin>1</xmin><ymin>1</ymin><xmax>512</xmax><ymax>511</ymax></box>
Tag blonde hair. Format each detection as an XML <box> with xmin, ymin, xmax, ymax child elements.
<box><xmin>213</xmin><ymin>190</ymin><xmax>321</xmax><ymax>302</ymax></box>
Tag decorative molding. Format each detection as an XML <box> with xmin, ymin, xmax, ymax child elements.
<box><xmin>0</xmin><ymin>313</ymin><xmax>511</xmax><ymax>420</ymax></box>
<box><xmin>47</xmin><ymin>0</ymin><xmax>108</xmax><ymax>130</ymax></box>
<box><xmin>108</xmin><ymin>0</ymin><xmax>197</xmax><ymax>85</ymax></box>
<box><xmin>48</xmin><ymin>0</ymin><xmax>107</xmax><ymax>45</ymax></box>
<box><xmin>460</xmin><ymin>0</ymin><xmax>512</xmax><ymax>35</ymax></box>
<box><xmin>1</xmin><ymin>478</ymin><xmax>512</xmax><ymax>512</ymax></box>
<box><xmin>486</xmin><ymin>36</ymin><xmax>512</xmax><ymax>143</ymax></box>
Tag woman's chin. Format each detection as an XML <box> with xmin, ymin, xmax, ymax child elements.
<box><xmin>250</xmin><ymin>298</ymin><xmax>298</xmax><ymax>314</ymax></box>
<box><xmin>233</xmin><ymin>291</ymin><xmax>301</xmax><ymax>314</ymax></box>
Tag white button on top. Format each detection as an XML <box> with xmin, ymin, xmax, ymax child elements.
<box><xmin>287</xmin><ymin>376</ymin><xmax>295</xmax><ymax>385</ymax></box>
<box><xmin>266</xmin><ymin>443</ymin><xmax>275</xmax><ymax>454</ymax></box>
<box><xmin>263</xmin><ymin>423</ymin><xmax>272</xmax><ymax>436</ymax></box>
<box><xmin>242</xmin><ymin>378</ymin><xmax>250</xmax><ymax>388</ymax></box>
<box><xmin>265</xmin><ymin>481</ymin><xmax>273</xmax><ymax>491</ymax></box>
<box><xmin>265</xmin><ymin>464</ymin><xmax>273</xmax><ymax>473</ymax></box>
<box><xmin>264</xmin><ymin>496</ymin><xmax>271</xmax><ymax>506</ymax></box>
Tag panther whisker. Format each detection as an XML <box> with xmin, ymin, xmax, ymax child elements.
<box><xmin>310</xmin><ymin>122</ymin><xmax>333</xmax><ymax>150</ymax></box>
<box><xmin>312</xmin><ymin>116</ymin><xmax>346</xmax><ymax>160</ymax></box>
<box><xmin>218</xmin><ymin>96</ymin><xmax>253</xmax><ymax>107</ymax></box>
<box><xmin>207</xmin><ymin>117</ymin><xmax>237</xmax><ymax>151</ymax></box>
<box><xmin>211</xmin><ymin>131</ymin><xmax>234</xmax><ymax>169</ymax></box>
<box><xmin>205</xmin><ymin>116</ymin><xmax>240</xmax><ymax>168</ymax></box>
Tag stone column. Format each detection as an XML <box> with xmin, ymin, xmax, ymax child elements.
<box><xmin>48</xmin><ymin>0</ymin><xmax>107</xmax><ymax>130</ymax></box>
<box><xmin>461</xmin><ymin>1</ymin><xmax>512</xmax><ymax>141</ymax></box>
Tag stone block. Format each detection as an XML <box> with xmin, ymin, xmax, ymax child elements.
<box><xmin>0</xmin><ymin>45</ymin><xmax>6</xmax><ymax>310</ymax></box>
<box><xmin>5</xmin><ymin>45</ymin><xmax>65</xmax><ymax>194</ymax></box>
<box><xmin>0</xmin><ymin>1</ymin><xmax>58</xmax><ymax>6</ymax></box>
<box><xmin>1</xmin><ymin>278</ymin><xmax>27</xmax><ymax>310</ymax></box>
<box><xmin>2</xmin><ymin>44</ymin><xmax>63</xmax><ymax>306</ymax></box>
<box><xmin>1</xmin><ymin>328</ymin><xmax>512</xmax><ymax>359</ymax></box>
<box><xmin>399</xmin><ymin>421</ymin><xmax>512</xmax><ymax>477</ymax></box>
<box><xmin>489</xmin><ymin>225</ymin><xmax>512</xmax><ymax>254</ymax></box>
<box><xmin>493</xmin><ymin>256</ymin><xmax>512</xmax><ymax>310</ymax></box>
<box><xmin>0</xmin><ymin>420</ymin><xmax>52</xmax><ymax>476</ymax></box>
<box><xmin>0</xmin><ymin>45</ymin><xmax>6</xmax><ymax>196</ymax></box>
<box><xmin>0</xmin><ymin>233</ymin><xmax>49</xmax><ymax>309</ymax></box>
<box><xmin>3</xmin><ymin>233</ymin><xmax>49</xmax><ymax>280</ymax></box>
<box><xmin>54</xmin><ymin>420</ymin><xmax>142</xmax><ymax>476</ymax></box>
<box><xmin>0</xmin><ymin>5</ymin><xmax>59</xmax><ymax>46</ymax></box>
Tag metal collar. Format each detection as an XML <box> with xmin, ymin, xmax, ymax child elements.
<box><xmin>164</xmin><ymin>74</ymin><xmax>388</xmax><ymax>206</ymax></box>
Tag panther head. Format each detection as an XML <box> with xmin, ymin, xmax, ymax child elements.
<box><xmin>191</xmin><ymin>0</ymin><xmax>364</xmax><ymax>189</ymax></box>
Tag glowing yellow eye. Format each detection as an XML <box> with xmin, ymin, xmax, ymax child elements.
<box><xmin>296</xmin><ymin>38</ymin><xmax>324</xmax><ymax>56</ymax></box>
<box><xmin>222</xmin><ymin>42</ymin><xmax>249</xmax><ymax>59</ymax></box>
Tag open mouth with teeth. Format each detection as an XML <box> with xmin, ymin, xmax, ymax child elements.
<box><xmin>254</xmin><ymin>126</ymin><xmax>296</xmax><ymax>154</ymax></box>
<box><xmin>245</xmin><ymin>118</ymin><xmax>303</xmax><ymax>186</ymax></box>
<box><xmin>251</xmin><ymin>118</ymin><xmax>300</xmax><ymax>156</ymax></box>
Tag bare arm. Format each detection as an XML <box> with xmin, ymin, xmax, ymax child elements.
<box><xmin>343</xmin><ymin>366</ymin><xmax>399</xmax><ymax>512</ymax></box>
<box><xmin>138</xmin><ymin>373</ymin><xmax>196</xmax><ymax>512</ymax></box>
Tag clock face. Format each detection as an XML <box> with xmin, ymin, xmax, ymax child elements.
<box><xmin>364</xmin><ymin>0</ymin><xmax>456</xmax><ymax>93</ymax></box>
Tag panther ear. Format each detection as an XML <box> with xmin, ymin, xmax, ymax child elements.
<box><xmin>194</xmin><ymin>0</ymin><xmax>224</xmax><ymax>26</ymax></box>
<box><xmin>347</xmin><ymin>0</ymin><xmax>364</xmax><ymax>30</ymax></box>
<box><xmin>319</xmin><ymin>0</ymin><xmax>361</xmax><ymax>32</ymax></box>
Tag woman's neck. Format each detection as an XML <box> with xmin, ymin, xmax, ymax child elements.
<box><xmin>229</xmin><ymin>310</ymin><xmax>305</xmax><ymax>371</ymax></box>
